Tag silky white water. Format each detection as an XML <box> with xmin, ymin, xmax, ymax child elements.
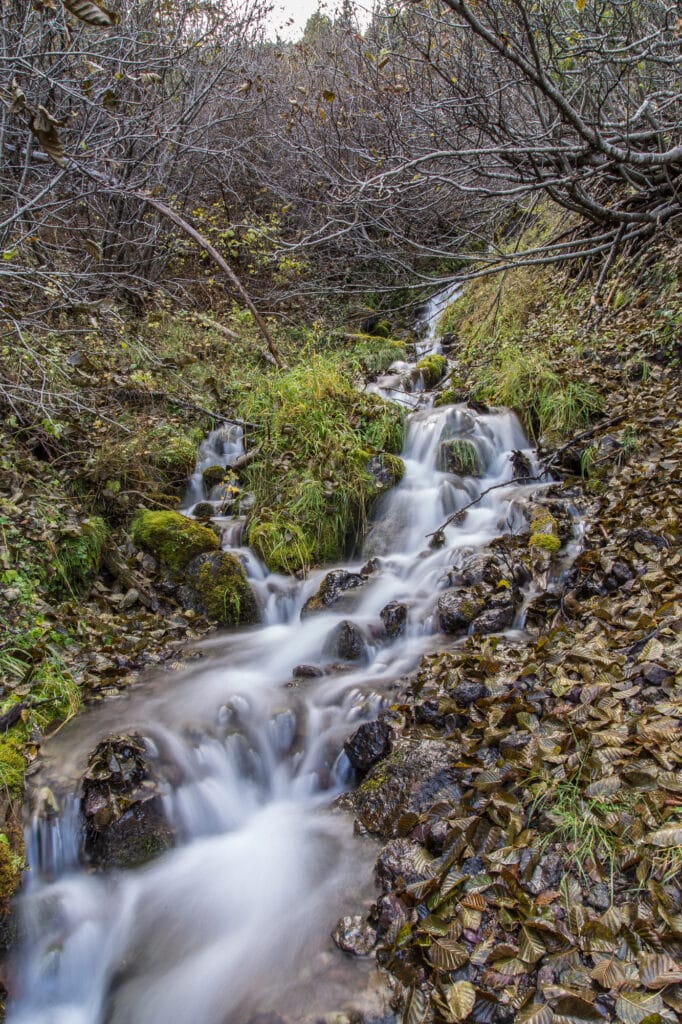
<box><xmin>8</xmin><ymin>288</ymin><xmax>548</xmax><ymax>1024</ymax></box>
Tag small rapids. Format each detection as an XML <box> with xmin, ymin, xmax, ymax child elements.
<box><xmin>8</xmin><ymin>289</ymin><xmax>553</xmax><ymax>1024</ymax></box>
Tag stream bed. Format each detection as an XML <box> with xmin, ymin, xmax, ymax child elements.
<box><xmin>8</xmin><ymin>293</ymin><xmax>558</xmax><ymax>1024</ymax></box>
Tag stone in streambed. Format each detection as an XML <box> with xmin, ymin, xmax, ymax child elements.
<box><xmin>333</xmin><ymin>620</ymin><xmax>368</xmax><ymax>662</ymax></box>
<box><xmin>354</xmin><ymin>738</ymin><xmax>461</xmax><ymax>837</ymax></box>
<box><xmin>470</xmin><ymin>596</ymin><xmax>515</xmax><ymax>634</ymax></box>
<box><xmin>375</xmin><ymin>838</ymin><xmax>424</xmax><ymax>892</ymax></box>
<box><xmin>184</xmin><ymin>551</ymin><xmax>259</xmax><ymax>626</ymax></box>
<box><xmin>437</xmin><ymin>589</ymin><xmax>485</xmax><ymax>633</ymax></box>
<box><xmin>332</xmin><ymin>915</ymin><xmax>377</xmax><ymax>956</ymax></box>
<box><xmin>301</xmin><ymin>569</ymin><xmax>364</xmax><ymax>616</ymax></box>
<box><xmin>292</xmin><ymin>664</ymin><xmax>324</xmax><ymax>679</ymax></box>
<box><xmin>344</xmin><ymin>720</ymin><xmax>392</xmax><ymax>776</ymax></box>
<box><xmin>80</xmin><ymin>733</ymin><xmax>174</xmax><ymax>869</ymax></box>
<box><xmin>380</xmin><ymin>601</ymin><xmax>407</xmax><ymax>639</ymax></box>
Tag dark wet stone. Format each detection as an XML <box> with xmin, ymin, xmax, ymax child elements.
<box><xmin>380</xmin><ymin>601</ymin><xmax>407</xmax><ymax>640</ymax></box>
<box><xmin>354</xmin><ymin>738</ymin><xmax>461</xmax><ymax>838</ymax></box>
<box><xmin>292</xmin><ymin>664</ymin><xmax>324</xmax><ymax>678</ymax></box>
<box><xmin>334</xmin><ymin>620</ymin><xmax>368</xmax><ymax>661</ymax></box>
<box><xmin>375</xmin><ymin>839</ymin><xmax>424</xmax><ymax>892</ymax></box>
<box><xmin>302</xmin><ymin>570</ymin><xmax>364</xmax><ymax>616</ymax></box>
<box><xmin>414</xmin><ymin>700</ymin><xmax>447</xmax><ymax>728</ymax></box>
<box><xmin>80</xmin><ymin>733</ymin><xmax>174</xmax><ymax>869</ymax></box>
<box><xmin>345</xmin><ymin>720</ymin><xmax>392</xmax><ymax>776</ymax></box>
<box><xmin>425</xmin><ymin>818</ymin><xmax>450</xmax><ymax>855</ymax></box>
<box><xmin>526</xmin><ymin>851</ymin><xmax>563</xmax><ymax>895</ymax></box>
<box><xmin>451</xmin><ymin>680</ymin><xmax>486</xmax><ymax>707</ymax></box>
<box><xmin>628</xmin><ymin>527</ymin><xmax>669</xmax><ymax>550</ymax></box>
<box><xmin>471</xmin><ymin>600</ymin><xmax>514</xmax><ymax>634</ymax></box>
<box><xmin>586</xmin><ymin>882</ymin><xmax>612</xmax><ymax>912</ymax></box>
<box><xmin>332</xmin><ymin>915</ymin><xmax>377</xmax><ymax>956</ymax></box>
<box><xmin>360</xmin><ymin>558</ymin><xmax>381</xmax><ymax>576</ymax></box>
<box><xmin>437</xmin><ymin>590</ymin><xmax>485</xmax><ymax>634</ymax></box>
<box><xmin>450</xmin><ymin>553</ymin><xmax>503</xmax><ymax>588</ymax></box>
<box><xmin>604</xmin><ymin>559</ymin><xmax>635</xmax><ymax>591</ymax></box>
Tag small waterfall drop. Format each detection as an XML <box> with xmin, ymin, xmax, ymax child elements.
<box><xmin>8</xmin><ymin>285</ymin><xmax>552</xmax><ymax>1024</ymax></box>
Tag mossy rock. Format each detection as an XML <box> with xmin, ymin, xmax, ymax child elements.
<box><xmin>187</xmin><ymin>551</ymin><xmax>259</xmax><ymax>626</ymax></box>
<box><xmin>247</xmin><ymin>514</ymin><xmax>314</xmax><ymax>575</ymax></box>
<box><xmin>192</xmin><ymin>501</ymin><xmax>215</xmax><ymax>520</ymax></box>
<box><xmin>416</xmin><ymin>354</ymin><xmax>447</xmax><ymax>388</ymax></box>
<box><xmin>131</xmin><ymin>510</ymin><xmax>218</xmax><ymax>573</ymax></box>
<box><xmin>202</xmin><ymin>464</ymin><xmax>227</xmax><ymax>491</ymax></box>
<box><xmin>437</xmin><ymin>439</ymin><xmax>481</xmax><ymax>476</ymax></box>
<box><xmin>155</xmin><ymin>436</ymin><xmax>197</xmax><ymax>489</ymax></box>
<box><xmin>529</xmin><ymin>507</ymin><xmax>562</xmax><ymax>554</ymax></box>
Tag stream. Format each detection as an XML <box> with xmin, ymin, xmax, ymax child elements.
<box><xmin>8</xmin><ymin>291</ymin><xmax>550</xmax><ymax>1024</ymax></box>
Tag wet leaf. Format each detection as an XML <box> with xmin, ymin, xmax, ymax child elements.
<box><xmin>616</xmin><ymin>991</ymin><xmax>666</xmax><ymax>1024</ymax></box>
<box><xmin>639</xmin><ymin>953</ymin><xmax>682</xmax><ymax>989</ymax></box>
<box><xmin>516</xmin><ymin>1004</ymin><xmax>554</xmax><ymax>1024</ymax></box>
<box><xmin>646</xmin><ymin>824</ymin><xmax>682</xmax><ymax>848</ymax></box>
<box><xmin>63</xmin><ymin>0</ymin><xmax>117</xmax><ymax>26</ymax></box>
<box><xmin>403</xmin><ymin>986</ymin><xmax>429</xmax><ymax>1024</ymax></box>
<box><xmin>440</xmin><ymin>980</ymin><xmax>477</xmax><ymax>1022</ymax></box>
<box><xmin>428</xmin><ymin>938</ymin><xmax>469</xmax><ymax>971</ymax></box>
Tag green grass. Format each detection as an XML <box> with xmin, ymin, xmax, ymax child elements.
<box><xmin>236</xmin><ymin>354</ymin><xmax>405</xmax><ymax>573</ymax></box>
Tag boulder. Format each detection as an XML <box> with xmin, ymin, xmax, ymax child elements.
<box><xmin>201</xmin><ymin>464</ymin><xmax>227</xmax><ymax>491</ymax></box>
<box><xmin>131</xmin><ymin>510</ymin><xmax>218</xmax><ymax>574</ymax></box>
<box><xmin>333</xmin><ymin>620</ymin><xmax>368</xmax><ymax>662</ymax></box>
<box><xmin>471</xmin><ymin>597</ymin><xmax>515</xmax><ymax>634</ymax></box>
<box><xmin>380</xmin><ymin>601</ymin><xmax>407</xmax><ymax>639</ymax></box>
<box><xmin>302</xmin><ymin>569</ymin><xmax>364</xmax><ymax>616</ymax></box>
<box><xmin>80</xmin><ymin>733</ymin><xmax>174</xmax><ymax>869</ymax></box>
<box><xmin>437</xmin><ymin>590</ymin><xmax>485</xmax><ymax>634</ymax></box>
<box><xmin>184</xmin><ymin>551</ymin><xmax>259</xmax><ymax>626</ymax></box>
<box><xmin>344</xmin><ymin>720</ymin><xmax>392</xmax><ymax>776</ymax></box>
<box><xmin>354</xmin><ymin>738</ymin><xmax>461</xmax><ymax>837</ymax></box>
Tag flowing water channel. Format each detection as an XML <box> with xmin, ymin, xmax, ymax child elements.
<box><xmin>8</xmin><ymin>292</ymin><xmax>549</xmax><ymax>1024</ymax></box>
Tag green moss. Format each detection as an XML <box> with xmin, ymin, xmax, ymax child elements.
<box><xmin>369</xmin><ymin>453</ymin><xmax>405</xmax><ymax>492</ymax></box>
<box><xmin>437</xmin><ymin>439</ymin><xmax>481</xmax><ymax>476</ymax></box>
<box><xmin>351</xmin><ymin>336</ymin><xmax>406</xmax><ymax>374</ymax></box>
<box><xmin>434</xmin><ymin>388</ymin><xmax>465</xmax><ymax>408</ymax></box>
<box><xmin>155</xmin><ymin>435</ymin><xmax>197</xmax><ymax>488</ymax></box>
<box><xmin>202</xmin><ymin>465</ymin><xmax>227</xmax><ymax>491</ymax></box>
<box><xmin>131</xmin><ymin>510</ymin><xmax>218</xmax><ymax>573</ymax></box>
<box><xmin>529</xmin><ymin>508</ymin><xmax>562</xmax><ymax>555</ymax></box>
<box><xmin>416</xmin><ymin>354</ymin><xmax>447</xmax><ymax>388</ymax></box>
<box><xmin>0</xmin><ymin>738</ymin><xmax>27</xmax><ymax>799</ymax></box>
<box><xmin>192</xmin><ymin>552</ymin><xmax>258</xmax><ymax>625</ymax></box>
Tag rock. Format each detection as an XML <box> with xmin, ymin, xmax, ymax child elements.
<box><xmin>366</xmin><ymin>454</ymin><xmax>405</xmax><ymax>494</ymax></box>
<box><xmin>202</xmin><ymin>464</ymin><xmax>227</xmax><ymax>490</ymax></box>
<box><xmin>332</xmin><ymin>915</ymin><xmax>377</xmax><ymax>956</ymax></box>
<box><xmin>471</xmin><ymin>599</ymin><xmax>515</xmax><ymax>634</ymax></box>
<box><xmin>415</xmin><ymin>354</ymin><xmax>447</xmax><ymax>388</ymax></box>
<box><xmin>450</xmin><ymin>552</ymin><xmax>503</xmax><ymax>589</ymax></box>
<box><xmin>344</xmin><ymin>721</ymin><xmax>392</xmax><ymax>776</ymax></box>
<box><xmin>131</xmin><ymin>510</ymin><xmax>218</xmax><ymax>574</ymax></box>
<box><xmin>354</xmin><ymin>738</ymin><xmax>461</xmax><ymax>837</ymax></box>
<box><xmin>80</xmin><ymin>733</ymin><xmax>174</xmax><ymax>869</ymax></box>
<box><xmin>640</xmin><ymin>662</ymin><xmax>670</xmax><ymax>686</ymax></box>
<box><xmin>361</xmin><ymin>558</ymin><xmax>381</xmax><ymax>576</ymax></box>
<box><xmin>292</xmin><ymin>664</ymin><xmax>324</xmax><ymax>678</ymax></box>
<box><xmin>185</xmin><ymin>551</ymin><xmax>259</xmax><ymax>626</ymax></box>
<box><xmin>380</xmin><ymin>601</ymin><xmax>407</xmax><ymax>639</ymax></box>
<box><xmin>192</xmin><ymin>501</ymin><xmax>215</xmax><ymax>520</ymax></box>
<box><xmin>334</xmin><ymin>620</ymin><xmax>368</xmax><ymax>662</ymax></box>
<box><xmin>375</xmin><ymin>839</ymin><xmax>423</xmax><ymax>891</ymax></box>
<box><xmin>437</xmin><ymin>438</ymin><xmax>481</xmax><ymax>476</ymax></box>
<box><xmin>437</xmin><ymin>590</ymin><xmax>485</xmax><ymax>633</ymax></box>
<box><xmin>302</xmin><ymin>570</ymin><xmax>365</xmax><ymax>616</ymax></box>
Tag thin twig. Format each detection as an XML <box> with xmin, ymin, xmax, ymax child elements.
<box><xmin>426</xmin><ymin>473</ymin><xmax>547</xmax><ymax>538</ymax></box>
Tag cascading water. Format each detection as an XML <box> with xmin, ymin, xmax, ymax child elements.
<box><xmin>8</xmin><ymin>289</ymin><xmax>551</xmax><ymax>1024</ymax></box>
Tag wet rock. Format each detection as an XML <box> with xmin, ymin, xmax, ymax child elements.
<box><xmin>471</xmin><ymin>598</ymin><xmax>515</xmax><ymax>634</ymax></box>
<box><xmin>449</xmin><ymin>552</ymin><xmax>503</xmax><ymax>589</ymax></box>
<box><xmin>367</xmin><ymin>454</ymin><xmax>405</xmax><ymax>494</ymax></box>
<box><xmin>192</xmin><ymin>501</ymin><xmax>215</xmax><ymax>520</ymax></box>
<box><xmin>528</xmin><ymin>506</ymin><xmax>562</xmax><ymax>555</ymax></box>
<box><xmin>302</xmin><ymin>570</ymin><xmax>365</xmax><ymax>616</ymax></box>
<box><xmin>131</xmin><ymin>510</ymin><xmax>218</xmax><ymax>574</ymax></box>
<box><xmin>185</xmin><ymin>551</ymin><xmax>259</xmax><ymax>626</ymax></box>
<box><xmin>80</xmin><ymin>733</ymin><xmax>174</xmax><ymax>869</ymax></box>
<box><xmin>604</xmin><ymin>559</ymin><xmax>635</xmax><ymax>591</ymax></box>
<box><xmin>640</xmin><ymin>661</ymin><xmax>671</xmax><ymax>686</ymax></box>
<box><xmin>354</xmin><ymin>738</ymin><xmax>461</xmax><ymax>837</ymax></box>
<box><xmin>360</xmin><ymin>558</ymin><xmax>381</xmax><ymax>576</ymax></box>
<box><xmin>202</xmin><ymin>464</ymin><xmax>226</xmax><ymax>491</ymax></box>
<box><xmin>332</xmin><ymin>915</ymin><xmax>377</xmax><ymax>956</ymax></box>
<box><xmin>344</xmin><ymin>721</ymin><xmax>392</xmax><ymax>776</ymax></box>
<box><xmin>437</xmin><ymin>590</ymin><xmax>485</xmax><ymax>634</ymax></box>
<box><xmin>380</xmin><ymin>601</ymin><xmax>407</xmax><ymax>639</ymax></box>
<box><xmin>293</xmin><ymin>664</ymin><xmax>324</xmax><ymax>679</ymax></box>
<box><xmin>375</xmin><ymin>839</ymin><xmax>423</xmax><ymax>891</ymax></box>
<box><xmin>334</xmin><ymin>620</ymin><xmax>368</xmax><ymax>662</ymax></box>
